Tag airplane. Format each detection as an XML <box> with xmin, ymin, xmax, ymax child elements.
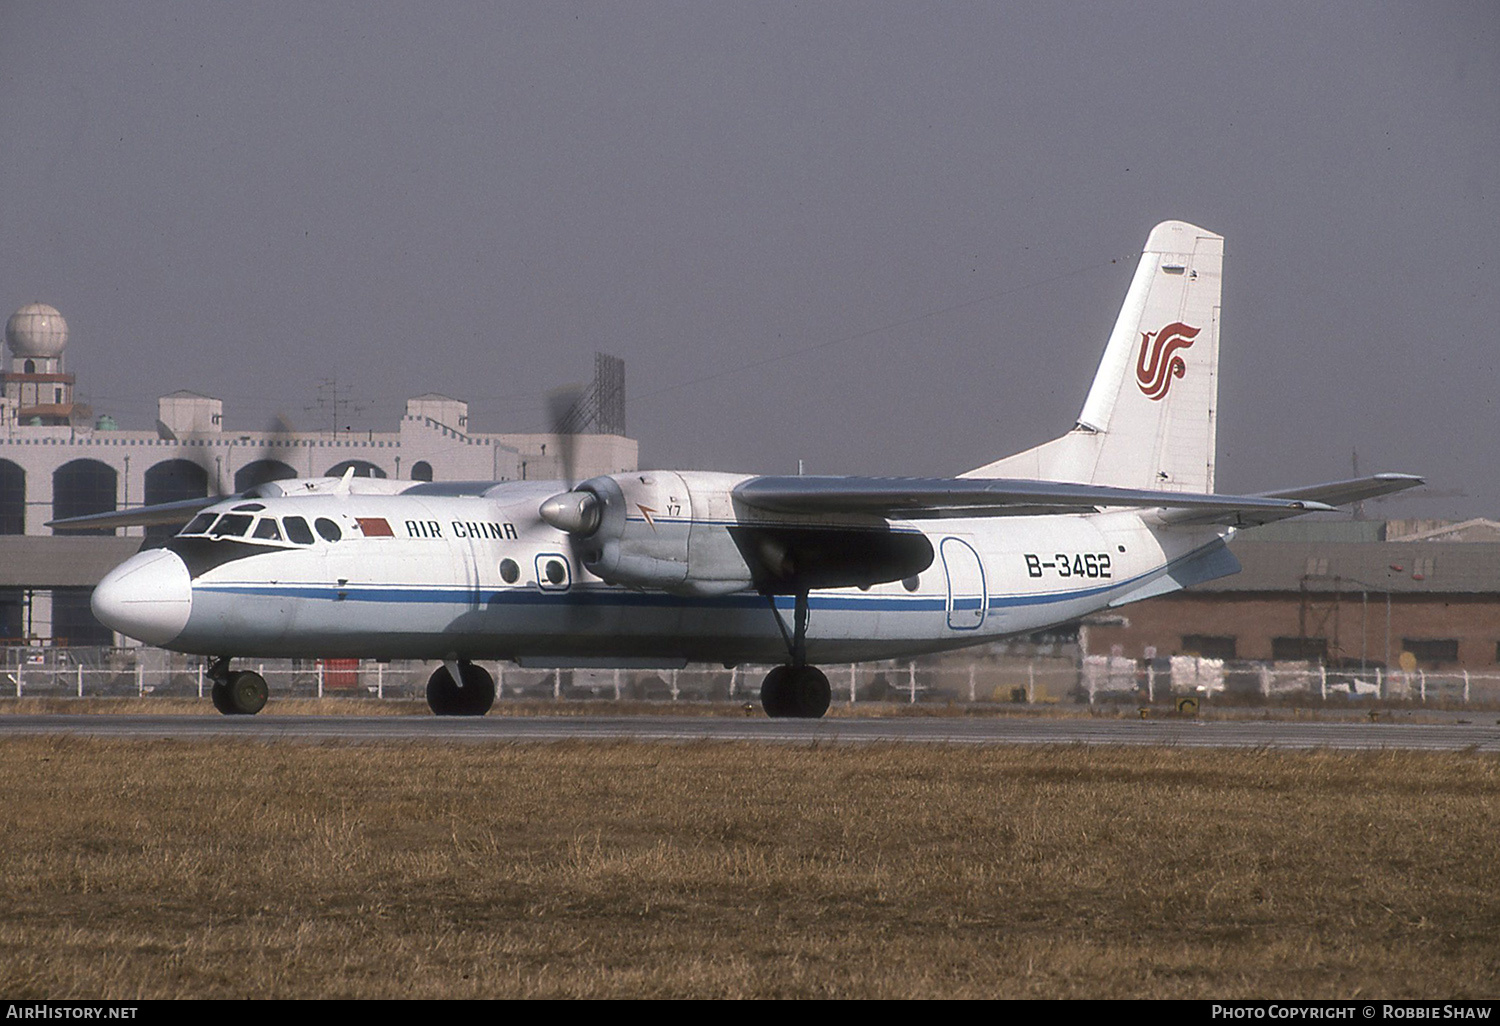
<box><xmin>65</xmin><ymin>220</ymin><xmax>1421</xmax><ymax>718</ymax></box>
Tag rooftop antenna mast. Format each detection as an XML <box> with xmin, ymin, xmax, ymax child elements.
<box><xmin>309</xmin><ymin>378</ymin><xmax>367</xmax><ymax>440</ymax></box>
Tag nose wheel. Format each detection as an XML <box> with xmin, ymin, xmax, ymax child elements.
<box><xmin>208</xmin><ymin>658</ymin><xmax>268</xmax><ymax>716</ymax></box>
<box><xmin>760</xmin><ymin>592</ymin><xmax>832</xmax><ymax>719</ymax></box>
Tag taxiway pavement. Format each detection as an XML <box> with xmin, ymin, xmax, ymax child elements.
<box><xmin>2</xmin><ymin>713</ymin><xmax>1499</xmax><ymax>751</ymax></box>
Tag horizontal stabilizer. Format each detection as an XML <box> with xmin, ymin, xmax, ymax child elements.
<box><xmin>733</xmin><ymin>476</ymin><xmax>1334</xmax><ymax>520</ymax></box>
<box><xmin>1262</xmin><ymin>473</ymin><xmax>1425</xmax><ymax>507</ymax></box>
<box><xmin>1157</xmin><ymin>473</ymin><xmax>1424</xmax><ymax>526</ymax></box>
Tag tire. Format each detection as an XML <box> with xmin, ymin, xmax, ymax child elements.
<box><xmin>791</xmin><ymin>665</ymin><xmax>831</xmax><ymax>719</ymax></box>
<box><xmin>760</xmin><ymin>665</ymin><xmax>794</xmax><ymax>718</ymax></box>
<box><xmin>210</xmin><ymin>680</ymin><xmax>234</xmax><ymax>715</ymax></box>
<box><xmin>225</xmin><ymin>671</ymin><xmax>268</xmax><ymax>715</ymax></box>
<box><xmin>426</xmin><ymin>665</ymin><xmax>462</xmax><ymax>715</ymax></box>
<box><xmin>427</xmin><ymin>662</ymin><xmax>495</xmax><ymax>716</ymax></box>
<box><xmin>457</xmin><ymin>662</ymin><xmax>496</xmax><ymax>716</ymax></box>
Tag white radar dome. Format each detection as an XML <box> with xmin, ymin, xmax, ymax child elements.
<box><xmin>6</xmin><ymin>303</ymin><xmax>69</xmax><ymax>359</ymax></box>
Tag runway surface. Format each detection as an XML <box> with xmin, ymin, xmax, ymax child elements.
<box><xmin>3</xmin><ymin>713</ymin><xmax>1500</xmax><ymax>751</ymax></box>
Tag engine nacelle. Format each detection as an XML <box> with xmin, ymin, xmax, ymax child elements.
<box><xmin>541</xmin><ymin>471</ymin><xmax>934</xmax><ymax>596</ymax></box>
<box><xmin>567</xmin><ymin>472</ymin><xmax>756</xmax><ymax>596</ymax></box>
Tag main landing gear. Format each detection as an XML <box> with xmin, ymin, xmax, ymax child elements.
<box><xmin>759</xmin><ymin>592</ymin><xmax>832</xmax><ymax>719</ymax></box>
<box><xmin>426</xmin><ymin>660</ymin><xmax>496</xmax><ymax>717</ymax></box>
<box><xmin>208</xmin><ymin>657</ymin><xmax>268</xmax><ymax>716</ymax></box>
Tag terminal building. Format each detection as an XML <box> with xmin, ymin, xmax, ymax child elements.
<box><xmin>0</xmin><ymin>303</ymin><xmax>637</xmax><ymax>646</ymax></box>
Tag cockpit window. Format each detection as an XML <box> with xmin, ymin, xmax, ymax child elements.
<box><xmin>181</xmin><ymin>513</ymin><xmax>216</xmax><ymax>536</ymax></box>
<box><xmin>209</xmin><ymin>514</ymin><xmax>254</xmax><ymax>538</ymax></box>
<box><xmin>283</xmin><ymin>516</ymin><xmax>315</xmax><ymax>545</ymax></box>
<box><xmin>315</xmin><ymin>517</ymin><xmax>343</xmax><ymax>542</ymax></box>
<box><xmin>252</xmin><ymin>518</ymin><xmax>283</xmax><ymax>541</ymax></box>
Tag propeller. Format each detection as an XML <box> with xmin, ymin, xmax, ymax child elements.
<box><xmin>545</xmin><ymin>384</ymin><xmax>586</xmax><ymax>487</ymax></box>
<box><xmin>538</xmin><ymin>384</ymin><xmax>602</xmax><ymax>536</ymax></box>
<box><xmin>235</xmin><ymin>413</ymin><xmax>302</xmax><ymax>493</ymax></box>
<box><xmin>165</xmin><ymin>412</ymin><xmax>299</xmax><ymax>500</ymax></box>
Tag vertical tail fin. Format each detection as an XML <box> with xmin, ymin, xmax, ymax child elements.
<box><xmin>963</xmin><ymin>220</ymin><xmax>1223</xmax><ymax>492</ymax></box>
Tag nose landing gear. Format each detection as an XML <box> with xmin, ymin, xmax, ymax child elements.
<box><xmin>208</xmin><ymin>657</ymin><xmax>268</xmax><ymax>716</ymax></box>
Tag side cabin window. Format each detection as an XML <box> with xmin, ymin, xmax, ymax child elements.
<box><xmin>283</xmin><ymin>516</ymin><xmax>315</xmax><ymax>545</ymax></box>
<box><xmin>252</xmin><ymin>518</ymin><xmax>283</xmax><ymax>541</ymax></box>
<box><xmin>315</xmin><ymin>517</ymin><xmax>342</xmax><ymax>542</ymax></box>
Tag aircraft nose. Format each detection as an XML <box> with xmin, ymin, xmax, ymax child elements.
<box><xmin>91</xmin><ymin>548</ymin><xmax>193</xmax><ymax>646</ymax></box>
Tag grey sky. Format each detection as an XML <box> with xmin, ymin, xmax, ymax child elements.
<box><xmin>2</xmin><ymin>2</ymin><xmax>1496</xmax><ymax>518</ymax></box>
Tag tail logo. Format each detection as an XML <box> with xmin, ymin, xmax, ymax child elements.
<box><xmin>1135</xmin><ymin>322</ymin><xmax>1201</xmax><ymax>401</ymax></box>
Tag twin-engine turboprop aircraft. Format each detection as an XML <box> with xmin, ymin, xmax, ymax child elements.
<box><xmin>69</xmin><ymin>220</ymin><xmax>1420</xmax><ymax>717</ymax></box>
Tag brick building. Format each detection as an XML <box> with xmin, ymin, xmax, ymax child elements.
<box><xmin>1083</xmin><ymin>519</ymin><xmax>1500</xmax><ymax>671</ymax></box>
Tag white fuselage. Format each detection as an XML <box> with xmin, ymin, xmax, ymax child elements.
<box><xmin>91</xmin><ymin>477</ymin><xmax>1231</xmax><ymax>667</ymax></box>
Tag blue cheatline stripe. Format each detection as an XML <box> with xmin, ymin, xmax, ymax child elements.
<box><xmin>190</xmin><ymin>550</ymin><xmax>1174</xmax><ymax>614</ymax></box>
<box><xmin>192</xmin><ymin>583</ymin><xmax>950</xmax><ymax>612</ymax></box>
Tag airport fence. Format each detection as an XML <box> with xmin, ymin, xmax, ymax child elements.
<box><xmin>5</xmin><ymin>647</ymin><xmax>1500</xmax><ymax>707</ymax></box>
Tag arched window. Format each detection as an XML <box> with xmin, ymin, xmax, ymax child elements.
<box><xmin>145</xmin><ymin>459</ymin><xmax>209</xmax><ymax>505</ymax></box>
<box><xmin>410</xmin><ymin>461</ymin><xmax>433</xmax><ymax>482</ymax></box>
<box><xmin>144</xmin><ymin>459</ymin><xmax>210</xmax><ymax>539</ymax></box>
<box><xmin>235</xmin><ymin>459</ymin><xmax>299</xmax><ymax>493</ymax></box>
<box><xmin>0</xmin><ymin>460</ymin><xmax>24</xmax><ymax>535</ymax></box>
<box><xmin>325</xmin><ymin>460</ymin><xmax>386</xmax><ymax>479</ymax></box>
<box><xmin>52</xmin><ymin>459</ymin><xmax>118</xmax><ymax>536</ymax></box>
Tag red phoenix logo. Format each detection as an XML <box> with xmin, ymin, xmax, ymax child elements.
<box><xmin>1135</xmin><ymin>322</ymin><xmax>1200</xmax><ymax>401</ymax></box>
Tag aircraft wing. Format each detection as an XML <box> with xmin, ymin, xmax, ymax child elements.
<box><xmin>732</xmin><ymin>476</ymin><xmax>1340</xmax><ymax>520</ymax></box>
<box><xmin>46</xmin><ymin>472</ymin><xmax>427</xmax><ymax>531</ymax></box>
<box><xmin>45</xmin><ymin>496</ymin><xmax>223</xmax><ymax>532</ymax></box>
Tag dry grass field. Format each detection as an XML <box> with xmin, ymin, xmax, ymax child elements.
<box><xmin>0</xmin><ymin>736</ymin><xmax>1497</xmax><ymax>999</ymax></box>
